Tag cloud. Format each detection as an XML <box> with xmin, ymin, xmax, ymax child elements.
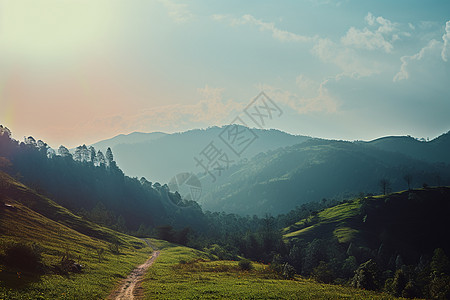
<box><xmin>393</xmin><ymin>20</ymin><xmax>450</xmax><ymax>82</ymax></box>
<box><xmin>158</xmin><ymin>0</ymin><xmax>193</xmax><ymax>23</ymax></box>
<box><xmin>312</xmin><ymin>38</ymin><xmax>382</xmax><ymax>77</ymax></box>
<box><xmin>442</xmin><ymin>21</ymin><xmax>450</xmax><ymax>62</ymax></box>
<box><xmin>296</xmin><ymin>74</ymin><xmax>320</xmax><ymax>95</ymax></box>
<box><xmin>259</xmin><ymin>78</ymin><xmax>338</xmax><ymax>115</ymax></box>
<box><xmin>310</xmin><ymin>13</ymin><xmax>409</xmax><ymax>77</ymax></box>
<box><xmin>393</xmin><ymin>39</ymin><xmax>441</xmax><ymax>81</ymax></box>
<box><xmin>86</xmin><ymin>86</ymin><xmax>245</xmax><ymax>136</ymax></box>
<box><xmin>213</xmin><ymin>14</ymin><xmax>315</xmax><ymax>43</ymax></box>
<box><xmin>341</xmin><ymin>13</ymin><xmax>397</xmax><ymax>52</ymax></box>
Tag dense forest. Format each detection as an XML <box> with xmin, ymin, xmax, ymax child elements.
<box><xmin>1</xmin><ymin>124</ymin><xmax>450</xmax><ymax>299</ymax></box>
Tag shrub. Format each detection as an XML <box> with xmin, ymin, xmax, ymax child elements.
<box><xmin>312</xmin><ymin>261</ymin><xmax>334</xmax><ymax>283</ymax></box>
<box><xmin>282</xmin><ymin>262</ymin><xmax>296</xmax><ymax>280</ymax></box>
<box><xmin>238</xmin><ymin>259</ymin><xmax>253</xmax><ymax>271</ymax></box>
<box><xmin>108</xmin><ymin>242</ymin><xmax>120</xmax><ymax>254</ymax></box>
<box><xmin>3</xmin><ymin>242</ymin><xmax>43</xmax><ymax>271</ymax></box>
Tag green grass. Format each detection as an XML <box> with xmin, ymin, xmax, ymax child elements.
<box><xmin>143</xmin><ymin>240</ymin><xmax>401</xmax><ymax>299</ymax></box>
<box><xmin>0</xmin><ymin>171</ymin><xmax>152</xmax><ymax>299</ymax></box>
<box><xmin>283</xmin><ymin>199</ymin><xmax>362</xmax><ymax>243</ymax></box>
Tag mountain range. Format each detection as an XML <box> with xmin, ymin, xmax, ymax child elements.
<box><xmin>90</xmin><ymin>129</ymin><xmax>450</xmax><ymax>216</ymax></box>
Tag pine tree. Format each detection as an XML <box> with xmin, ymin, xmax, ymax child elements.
<box><xmin>105</xmin><ymin>147</ymin><xmax>114</xmax><ymax>166</ymax></box>
<box><xmin>58</xmin><ymin>145</ymin><xmax>71</xmax><ymax>158</ymax></box>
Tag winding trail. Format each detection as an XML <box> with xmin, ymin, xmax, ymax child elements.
<box><xmin>108</xmin><ymin>239</ymin><xmax>160</xmax><ymax>300</ymax></box>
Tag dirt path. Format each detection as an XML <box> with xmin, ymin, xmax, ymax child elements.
<box><xmin>108</xmin><ymin>239</ymin><xmax>160</xmax><ymax>300</ymax></box>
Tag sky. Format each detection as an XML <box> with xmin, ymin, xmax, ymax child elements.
<box><xmin>0</xmin><ymin>0</ymin><xmax>449</xmax><ymax>148</ymax></box>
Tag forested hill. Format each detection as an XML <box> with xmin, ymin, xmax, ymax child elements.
<box><xmin>365</xmin><ymin>131</ymin><xmax>450</xmax><ymax>164</ymax></box>
<box><xmin>0</xmin><ymin>125</ymin><xmax>204</xmax><ymax>233</ymax></box>
<box><xmin>199</xmin><ymin>138</ymin><xmax>450</xmax><ymax>216</ymax></box>
<box><xmin>281</xmin><ymin>187</ymin><xmax>450</xmax><ymax>298</ymax></box>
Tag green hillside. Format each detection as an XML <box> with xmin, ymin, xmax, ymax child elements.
<box><xmin>283</xmin><ymin>187</ymin><xmax>450</xmax><ymax>257</ymax></box>
<box><xmin>200</xmin><ymin>139</ymin><xmax>450</xmax><ymax>215</ymax></box>
<box><xmin>0</xmin><ymin>171</ymin><xmax>152</xmax><ymax>299</ymax></box>
<box><xmin>0</xmin><ymin>171</ymin><xmax>405</xmax><ymax>299</ymax></box>
<box><xmin>281</xmin><ymin>187</ymin><xmax>450</xmax><ymax>298</ymax></box>
<box><xmin>142</xmin><ymin>239</ymin><xmax>402</xmax><ymax>299</ymax></box>
<box><xmin>284</xmin><ymin>198</ymin><xmax>362</xmax><ymax>244</ymax></box>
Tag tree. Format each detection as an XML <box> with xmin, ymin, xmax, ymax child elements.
<box><xmin>379</xmin><ymin>178</ymin><xmax>391</xmax><ymax>195</ymax></box>
<box><xmin>351</xmin><ymin>259</ymin><xmax>380</xmax><ymax>291</ymax></box>
<box><xmin>176</xmin><ymin>227</ymin><xmax>191</xmax><ymax>245</ymax></box>
<box><xmin>431</xmin><ymin>248</ymin><xmax>450</xmax><ymax>276</ymax></box>
<box><xmin>403</xmin><ymin>174</ymin><xmax>413</xmax><ymax>190</ymax></box>
<box><xmin>24</xmin><ymin>136</ymin><xmax>37</xmax><ymax>147</ymax></box>
<box><xmin>47</xmin><ymin>148</ymin><xmax>56</xmax><ymax>159</ymax></box>
<box><xmin>36</xmin><ymin>140</ymin><xmax>48</xmax><ymax>153</ymax></box>
<box><xmin>105</xmin><ymin>147</ymin><xmax>114</xmax><ymax>166</ymax></box>
<box><xmin>156</xmin><ymin>225</ymin><xmax>175</xmax><ymax>242</ymax></box>
<box><xmin>115</xmin><ymin>215</ymin><xmax>127</xmax><ymax>233</ymax></box>
<box><xmin>0</xmin><ymin>125</ymin><xmax>11</xmax><ymax>137</ymax></box>
<box><xmin>95</xmin><ymin>150</ymin><xmax>106</xmax><ymax>167</ymax></box>
<box><xmin>89</xmin><ymin>146</ymin><xmax>96</xmax><ymax>163</ymax></box>
<box><xmin>58</xmin><ymin>145</ymin><xmax>71</xmax><ymax>158</ymax></box>
<box><xmin>312</xmin><ymin>261</ymin><xmax>334</xmax><ymax>283</ymax></box>
<box><xmin>73</xmin><ymin>145</ymin><xmax>82</xmax><ymax>161</ymax></box>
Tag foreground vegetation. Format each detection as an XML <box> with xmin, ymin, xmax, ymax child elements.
<box><xmin>143</xmin><ymin>239</ymin><xmax>402</xmax><ymax>299</ymax></box>
<box><xmin>0</xmin><ymin>172</ymin><xmax>152</xmax><ymax>299</ymax></box>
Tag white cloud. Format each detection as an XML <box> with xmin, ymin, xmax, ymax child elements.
<box><xmin>394</xmin><ymin>20</ymin><xmax>450</xmax><ymax>82</ymax></box>
<box><xmin>442</xmin><ymin>21</ymin><xmax>450</xmax><ymax>62</ymax></box>
<box><xmin>393</xmin><ymin>39</ymin><xmax>441</xmax><ymax>81</ymax></box>
<box><xmin>296</xmin><ymin>74</ymin><xmax>320</xmax><ymax>94</ymax></box>
<box><xmin>213</xmin><ymin>14</ymin><xmax>315</xmax><ymax>43</ymax></box>
<box><xmin>158</xmin><ymin>0</ymin><xmax>193</xmax><ymax>23</ymax></box>
<box><xmin>312</xmin><ymin>38</ymin><xmax>381</xmax><ymax>77</ymax></box>
<box><xmin>260</xmin><ymin>79</ymin><xmax>338</xmax><ymax>115</ymax></box>
<box><xmin>341</xmin><ymin>13</ymin><xmax>397</xmax><ymax>53</ymax></box>
<box><xmin>87</xmin><ymin>86</ymin><xmax>244</xmax><ymax>134</ymax></box>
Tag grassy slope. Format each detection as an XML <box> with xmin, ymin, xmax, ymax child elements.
<box><xmin>282</xmin><ymin>187</ymin><xmax>450</xmax><ymax>256</ymax></box>
<box><xmin>283</xmin><ymin>198</ymin><xmax>362</xmax><ymax>243</ymax></box>
<box><xmin>143</xmin><ymin>239</ymin><xmax>400</xmax><ymax>299</ymax></box>
<box><xmin>0</xmin><ymin>171</ymin><xmax>152</xmax><ymax>299</ymax></box>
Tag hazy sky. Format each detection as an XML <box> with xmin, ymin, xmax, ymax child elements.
<box><xmin>1</xmin><ymin>0</ymin><xmax>449</xmax><ymax>148</ymax></box>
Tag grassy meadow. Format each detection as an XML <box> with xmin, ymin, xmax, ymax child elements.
<box><xmin>0</xmin><ymin>172</ymin><xmax>152</xmax><ymax>299</ymax></box>
<box><xmin>143</xmin><ymin>239</ymin><xmax>403</xmax><ymax>299</ymax></box>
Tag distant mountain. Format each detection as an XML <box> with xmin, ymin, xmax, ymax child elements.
<box><xmin>90</xmin><ymin>131</ymin><xmax>168</xmax><ymax>151</ymax></box>
<box><xmin>198</xmin><ymin>139</ymin><xmax>450</xmax><ymax>216</ymax></box>
<box><xmin>365</xmin><ymin>131</ymin><xmax>450</xmax><ymax>164</ymax></box>
<box><xmin>92</xmin><ymin>126</ymin><xmax>310</xmax><ymax>183</ymax></box>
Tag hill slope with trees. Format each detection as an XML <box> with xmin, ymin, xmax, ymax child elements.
<box><xmin>282</xmin><ymin>187</ymin><xmax>450</xmax><ymax>298</ymax></box>
<box><xmin>199</xmin><ymin>138</ymin><xmax>450</xmax><ymax>215</ymax></box>
<box><xmin>365</xmin><ymin>131</ymin><xmax>450</xmax><ymax>165</ymax></box>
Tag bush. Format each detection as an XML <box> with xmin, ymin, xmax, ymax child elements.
<box><xmin>312</xmin><ymin>261</ymin><xmax>334</xmax><ymax>283</ymax></box>
<box><xmin>282</xmin><ymin>262</ymin><xmax>296</xmax><ymax>280</ymax></box>
<box><xmin>3</xmin><ymin>242</ymin><xmax>43</xmax><ymax>271</ymax></box>
<box><xmin>108</xmin><ymin>242</ymin><xmax>120</xmax><ymax>254</ymax></box>
<box><xmin>238</xmin><ymin>259</ymin><xmax>253</xmax><ymax>271</ymax></box>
